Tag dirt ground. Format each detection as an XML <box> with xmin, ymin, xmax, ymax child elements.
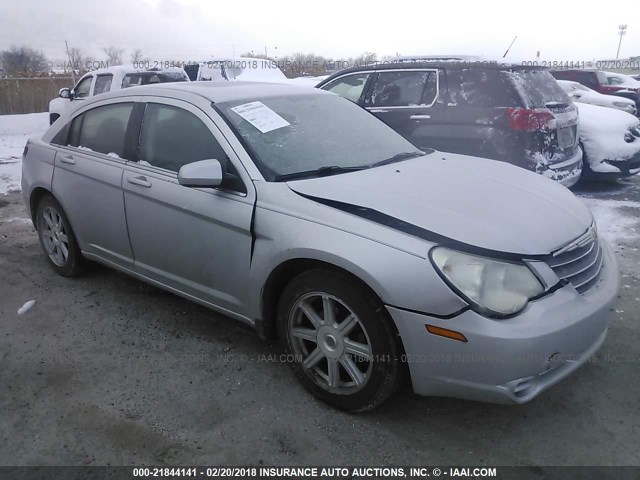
<box><xmin>1</xmin><ymin>179</ymin><xmax>639</xmax><ymax>467</ymax></box>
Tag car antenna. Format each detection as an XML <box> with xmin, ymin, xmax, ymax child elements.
<box><xmin>502</xmin><ymin>35</ymin><xmax>518</xmax><ymax>58</ymax></box>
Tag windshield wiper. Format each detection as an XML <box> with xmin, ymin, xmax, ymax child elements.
<box><xmin>274</xmin><ymin>165</ymin><xmax>368</xmax><ymax>182</ymax></box>
<box><xmin>370</xmin><ymin>150</ymin><xmax>426</xmax><ymax>168</ymax></box>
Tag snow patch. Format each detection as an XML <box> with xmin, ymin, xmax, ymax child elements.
<box><xmin>0</xmin><ymin>113</ymin><xmax>49</xmax><ymax>195</ymax></box>
<box><xmin>581</xmin><ymin>198</ymin><xmax>640</xmax><ymax>244</ymax></box>
<box><xmin>17</xmin><ymin>300</ymin><xmax>36</xmax><ymax>315</ymax></box>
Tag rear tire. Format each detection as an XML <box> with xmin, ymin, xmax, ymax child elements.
<box><xmin>277</xmin><ymin>269</ymin><xmax>403</xmax><ymax>412</ymax></box>
<box><xmin>35</xmin><ymin>195</ymin><xmax>86</xmax><ymax>276</ymax></box>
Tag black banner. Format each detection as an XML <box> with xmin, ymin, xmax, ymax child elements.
<box><xmin>0</xmin><ymin>466</ymin><xmax>638</xmax><ymax>480</ymax></box>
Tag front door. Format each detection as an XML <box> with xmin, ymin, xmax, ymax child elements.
<box><xmin>122</xmin><ymin>99</ymin><xmax>254</xmax><ymax>317</ymax></box>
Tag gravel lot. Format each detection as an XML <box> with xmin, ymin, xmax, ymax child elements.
<box><xmin>1</xmin><ymin>177</ymin><xmax>639</xmax><ymax>467</ymax></box>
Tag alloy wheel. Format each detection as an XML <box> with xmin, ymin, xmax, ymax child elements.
<box><xmin>288</xmin><ymin>292</ymin><xmax>373</xmax><ymax>393</ymax></box>
<box><xmin>40</xmin><ymin>206</ymin><xmax>69</xmax><ymax>267</ymax></box>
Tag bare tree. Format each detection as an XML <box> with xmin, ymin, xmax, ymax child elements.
<box><xmin>66</xmin><ymin>47</ymin><xmax>96</xmax><ymax>73</ymax></box>
<box><xmin>103</xmin><ymin>46</ymin><xmax>124</xmax><ymax>66</ymax></box>
<box><xmin>0</xmin><ymin>45</ymin><xmax>48</xmax><ymax>75</ymax></box>
<box><xmin>130</xmin><ymin>48</ymin><xmax>147</xmax><ymax>64</ymax></box>
<box><xmin>67</xmin><ymin>47</ymin><xmax>85</xmax><ymax>72</ymax></box>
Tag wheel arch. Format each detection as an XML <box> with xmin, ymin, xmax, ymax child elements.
<box><xmin>29</xmin><ymin>187</ymin><xmax>54</xmax><ymax>227</ymax></box>
<box><xmin>259</xmin><ymin>257</ymin><xmax>396</xmax><ymax>341</ymax></box>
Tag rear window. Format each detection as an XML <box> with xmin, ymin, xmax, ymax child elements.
<box><xmin>122</xmin><ymin>72</ymin><xmax>187</xmax><ymax>88</ymax></box>
<box><xmin>504</xmin><ymin>69</ymin><xmax>571</xmax><ymax>107</ymax></box>
<box><xmin>455</xmin><ymin>68</ymin><xmax>570</xmax><ymax>108</ymax></box>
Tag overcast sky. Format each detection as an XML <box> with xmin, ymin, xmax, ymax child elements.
<box><xmin>1</xmin><ymin>0</ymin><xmax>638</xmax><ymax>63</ymax></box>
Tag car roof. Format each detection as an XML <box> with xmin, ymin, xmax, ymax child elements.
<box><xmin>318</xmin><ymin>57</ymin><xmax>545</xmax><ymax>84</ymax></box>
<box><xmin>90</xmin><ymin>81</ymin><xmax>328</xmax><ymax>104</ymax></box>
<box><xmin>86</xmin><ymin>64</ymin><xmax>187</xmax><ymax>76</ymax></box>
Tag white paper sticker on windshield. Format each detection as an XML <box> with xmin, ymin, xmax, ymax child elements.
<box><xmin>230</xmin><ymin>101</ymin><xmax>290</xmax><ymax>133</ymax></box>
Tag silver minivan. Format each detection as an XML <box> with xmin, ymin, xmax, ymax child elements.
<box><xmin>22</xmin><ymin>82</ymin><xmax>619</xmax><ymax>411</ymax></box>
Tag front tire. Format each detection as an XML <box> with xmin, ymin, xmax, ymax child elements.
<box><xmin>277</xmin><ymin>269</ymin><xmax>403</xmax><ymax>412</ymax></box>
<box><xmin>35</xmin><ymin>195</ymin><xmax>86</xmax><ymax>276</ymax></box>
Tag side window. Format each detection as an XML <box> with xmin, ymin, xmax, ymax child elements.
<box><xmin>576</xmin><ymin>72</ymin><xmax>598</xmax><ymax>89</ymax></box>
<box><xmin>322</xmin><ymin>73</ymin><xmax>371</xmax><ymax>103</ymax></box>
<box><xmin>94</xmin><ymin>75</ymin><xmax>113</xmax><ymax>95</ymax></box>
<box><xmin>607</xmin><ymin>76</ymin><xmax>623</xmax><ymax>86</ymax></box>
<box><xmin>69</xmin><ymin>103</ymin><xmax>133</xmax><ymax>158</ymax></box>
<box><xmin>455</xmin><ymin>69</ymin><xmax>519</xmax><ymax>108</ymax></box>
<box><xmin>122</xmin><ymin>74</ymin><xmax>140</xmax><ymax>88</ymax></box>
<box><xmin>139</xmin><ymin>104</ymin><xmax>229</xmax><ymax>173</ymax></box>
<box><xmin>73</xmin><ymin>76</ymin><xmax>93</xmax><ymax>99</ymax></box>
<box><xmin>368</xmin><ymin>71</ymin><xmax>438</xmax><ymax>107</ymax></box>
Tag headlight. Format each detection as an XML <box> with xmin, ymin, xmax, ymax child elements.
<box><xmin>430</xmin><ymin>247</ymin><xmax>544</xmax><ymax>317</ymax></box>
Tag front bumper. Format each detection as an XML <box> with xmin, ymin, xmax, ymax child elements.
<box><xmin>583</xmin><ymin>150</ymin><xmax>640</xmax><ymax>179</ymax></box>
<box><xmin>388</xmin><ymin>240</ymin><xmax>620</xmax><ymax>404</ymax></box>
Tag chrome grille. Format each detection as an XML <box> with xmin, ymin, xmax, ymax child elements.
<box><xmin>547</xmin><ymin>226</ymin><xmax>604</xmax><ymax>294</ymax></box>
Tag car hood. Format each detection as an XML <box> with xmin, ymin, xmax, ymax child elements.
<box><xmin>580</xmin><ymin>91</ymin><xmax>634</xmax><ymax>108</ymax></box>
<box><xmin>577</xmin><ymin>102</ymin><xmax>640</xmax><ymax>131</ymax></box>
<box><xmin>287</xmin><ymin>152</ymin><xmax>593</xmax><ymax>256</ymax></box>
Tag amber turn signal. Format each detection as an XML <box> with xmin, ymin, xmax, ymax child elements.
<box><xmin>426</xmin><ymin>324</ymin><xmax>468</xmax><ymax>342</ymax></box>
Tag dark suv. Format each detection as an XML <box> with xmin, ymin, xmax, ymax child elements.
<box><xmin>317</xmin><ymin>59</ymin><xmax>582</xmax><ymax>187</ymax></box>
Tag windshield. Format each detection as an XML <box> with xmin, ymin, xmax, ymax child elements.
<box><xmin>218</xmin><ymin>94</ymin><xmax>426</xmax><ymax>181</ymax></box>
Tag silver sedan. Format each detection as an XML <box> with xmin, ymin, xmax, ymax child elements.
<box><xmin>21</xmin><ymin>82</ymin><xmax>620</xmax><ymax>411</ymax></box>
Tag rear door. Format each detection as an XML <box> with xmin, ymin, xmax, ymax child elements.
<box><xmin>51</xmin><ymin>99</ymin><xmax>137</xmax><ymax>268</ymax></box>
<box><xmin>362</xmin><ymin>69</ymin><xmax>445</xmax><ymax>151</ymax></box>
<box><xmin>442</xmin><ymin>67</ymin><xmax>522</xmax><ymax>160</ymax></box>
<box><xmin>122</xmin><ymin>97</ymin><xmax>255</xmax><ymax>317</ymax></box>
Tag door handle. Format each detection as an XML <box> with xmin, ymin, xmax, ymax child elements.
<box><xmin>60</xmin><ymin>155</ymin><xmax>76</xmax><ymax>165</ymax></box>
<box><xmin>410</xmin><ymin>114</ymin><xmax>431</xmax><ymax>120</ymax></box>
<box><xmin>127</xmin><ymin>176</ymin><xmax>152</xmax><ymax>188</ymax></box>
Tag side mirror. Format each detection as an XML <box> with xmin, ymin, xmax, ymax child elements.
<box><xmin>572</xmin><ymin>92</ymin><xmax>582</xmax><ymax>98</ymax></box>
<box><xmin>59</xmin><ymin>88</ymin><xmax>71</xmax><ymax>99</ymax></box>
<box><xmin>178</xmin><ymin>159</ymin><xmax>223</xmax><ymax>188</ymax></box>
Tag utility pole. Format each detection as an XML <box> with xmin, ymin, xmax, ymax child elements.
<box><xmin>617</xmin><ymin>25</ymin><xmax>627</xmax><ymax>59</ymax></box>
<box><xmin>64</xmin><ymin>40</ymin><xmax>76</xmax><ymax>84</ymax></box>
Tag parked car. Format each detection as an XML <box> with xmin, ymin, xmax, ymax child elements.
<box><xmin>317</xmin><ymin>59</ymin><xmax>583</xmax><ymax>187</ymax></box>
<box><xmin>575</xmin><ymin>102</ymin><xmax>640</xmax><ymax>178</ymax></box>
<box><xmin>603</xmin><ymin>71</ymin><xmax>640</xmax><ymax>88</ymax></box>
<box><xmin>22</xmin><ymin>82</ymin><xmax>619</xmax><ymax>411</ymax></box>
<box><xmin>48</xmin><ymin>65</ymin><xmax>189</xmax><ymax>125</ymax></box>
<box><xmin>184</xmin><ymin>57</ymin><xmax>288</xmax><ymax>83</ymax></box>
<box><xmin>556</xmin><ymin>80</ymin><xmax>637</xmax><ymax>116</ymax></box>
<box><xmin>550</xmin><ymin>69</ymin><xmax>640</xmax><ymax>111</ymax></box>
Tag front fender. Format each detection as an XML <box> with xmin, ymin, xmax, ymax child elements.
<box><xmin>248</xmin><ymin>206</ymin><xmax>469</xmax><ymax>322</ymax></box>
<box><xmin>48</xmin><ymin>97</ymin><xmax>72</xmax><ymax>116</ymax></box>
